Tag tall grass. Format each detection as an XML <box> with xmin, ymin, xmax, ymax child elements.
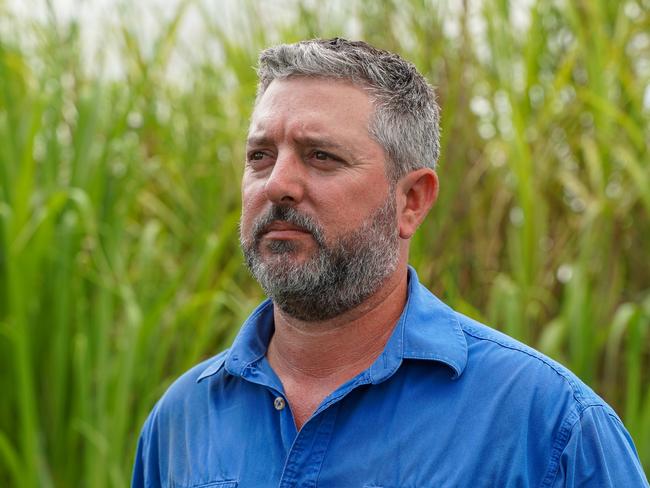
<box><xmin>0</xmin><ymin>0</ymin><xmax>648</xmax><ymax>485</ymax></box>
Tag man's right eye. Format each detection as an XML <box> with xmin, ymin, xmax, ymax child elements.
<box><xmin>246</xmin><ymin>150</ymin><xmax>275</xmax><ymax>171</ymax></box>
<box><xmin>247</xmin><ymin>150</ymin><xmax>274</xmax><ymax>165</ymax></box>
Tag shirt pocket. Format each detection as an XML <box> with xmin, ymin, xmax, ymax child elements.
<box><xmin>190</xmin><ymin>481</ymin><xmax>237</xmax><ymax>488</ymax></box>
<box><xmin>363</xmin><ymin>485</ymin><xmax>424</xmax><ymax>488</ymax></box>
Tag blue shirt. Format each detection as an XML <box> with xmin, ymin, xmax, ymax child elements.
<box><xmin>132</xmin><ymin>268</ymin><xmax>649</xmax><ymax>487</ymax></box>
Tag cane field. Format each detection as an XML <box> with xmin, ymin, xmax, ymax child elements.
<box><xmin>0</xmin><ymin>0</ymin><xmax>648</xmax><ymax>485</ymax></box>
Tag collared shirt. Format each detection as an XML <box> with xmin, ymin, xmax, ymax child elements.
<box><xmin>132</xmin><ymin>268</ymin><xmax>649</xmax><ymax>488</ymax></box>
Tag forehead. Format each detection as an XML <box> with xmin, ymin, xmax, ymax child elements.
<box><xmin>248</xmin><ymin>77</ymin><xmax>375</xmax><ymax>142</ymax></box>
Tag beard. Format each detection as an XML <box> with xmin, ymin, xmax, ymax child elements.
<box><xmin>239</xmin><ymin>194</ymin><xmax>400</xmax><ymax>321</ymax></box>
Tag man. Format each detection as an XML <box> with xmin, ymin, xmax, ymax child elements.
<box><xmin>132</xmin><ymin>38</ymin><xmax>648</xmax><ymax>487</ymax></box>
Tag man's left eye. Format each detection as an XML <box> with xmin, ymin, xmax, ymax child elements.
<box><xmin>314</xmin><ymin>151</ymin><xmax>330</xmax><ymax>160</ymax></box>
<box><xmin>308</xmin><ymin>150</ymin><xmax>344</xmax><ymax>167</ymax></box>
<box><xmin>312</xmin><ymin>150</ymin><xmax>341</xmax><ymax>162</ymax></box>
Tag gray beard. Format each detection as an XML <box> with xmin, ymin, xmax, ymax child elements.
<box><xmin>240</xmin><ymin>195</ymin><xmax>399</xmax><ymax>321</ymax></box>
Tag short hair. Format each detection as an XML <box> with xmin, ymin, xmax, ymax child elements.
<box><xmin>255</xmin><ymin>38</ymin><xmax>441</xmax><ymax>181</ymax></box>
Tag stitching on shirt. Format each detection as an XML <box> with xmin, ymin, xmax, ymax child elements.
<box><xmin>401</xmin><ymin>298</ymin><xmax>467</xmax><ymax>377</ymax></box>
<box><xmin>400</xmin><ymin>352</ymin><xmax>462</xmax><ymax>379</ymax></box>
<box><xmin>539</xmin><ymin>405</ymin><xmax>580</xmax><ymax>487</ymax></box>
<box><xmin>195</xmin><ymin>350</ymin><xmax>229</xmax><ymax>383</ymax></box>
<box><xmin>188</xmin><ymin>481</ymin><xmax>238</xmax><ymax>488</ymax></box>
<box><xmin>405</xmin><ymin>351</ymin><xmax>457</xmax><ymax>361</ymax></box>
<box><xmin>242</xmin><ymin>300</ymin><xmax>273</xmax><ymax>331</ymax></box>
<box><xmin>233</xmin><ymin>301</ymin><xmax>273</xmax><ymax>373</ymax></box>
<box><xmin>317</xmin><ymin>375</ymin><xmax>371</xmax><ymax>413</ymax></box>
<box><xmin>396</xmin><ymin>286</ymin><xmax>410</xmax><ymax>361</ymax></box>
<box><xmin>312</xmin><ymin>403</ymin><xmax>341</xmax><ymax>488</ymax></box>
<box><xmin>459</xmin><ymin>317</ymin><xmax>596</xmax><ymax>407</ymax></box>
<box><xmin>369</xmin><ymin>294</ymin><xmax>410</xmax><ymax>384</ymax></box>
<box><xmin>539</xmin><ymin>404</ymin><xmax>614</xmax><ymax>487</ymax></box>
<box><xmin>457</xmin><ymin>316</ymin><xmax>620</xmax><ymax>488</ymax></box>
<box><xmin>404</xmin><ymin>350</ymin><xmax>459</xmax><ymax>367</ymax></box>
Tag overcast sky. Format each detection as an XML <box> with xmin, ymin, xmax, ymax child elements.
<box><xmin>4</xmin><ymin>0</ymin><xmax>302</xmax><ymax>79</ymax></box>
<box><xmin>5</xmin><ymin>0</ymin><xmax>649</xmax><ymax>108</ymax></box>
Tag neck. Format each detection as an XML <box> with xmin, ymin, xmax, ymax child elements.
<box><xmin>266</xmin><ymin>265</ymin><xmax>408</xmax><ymax>428</ymax></box>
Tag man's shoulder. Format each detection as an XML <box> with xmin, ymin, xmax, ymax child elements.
<box><xmin>153</xmin><ymin>350</ymin><xmax>230</xmax><ymax>414</ymax></box>
<box><xmin>453</xmin><ymin>311</ymin><xmax>613</xmax><ymax>413</ymax></box>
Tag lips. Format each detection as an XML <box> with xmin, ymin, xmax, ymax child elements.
<box><xmin>260</xmin><ymin>221</ymin><xmax>311</xmax><ymax>239</ymax></box>
<box><xmin>249</xmin><ymin>206</ymin><xmax>322</xmax><ymax>246</ymax></box>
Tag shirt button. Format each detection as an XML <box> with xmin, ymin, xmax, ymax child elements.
<box><xmin>273</xmin><ymin>397</ymin><xmax>285</xmax><ymax>411</ymax></box>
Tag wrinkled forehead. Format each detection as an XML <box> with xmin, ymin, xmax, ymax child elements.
<box><xmin>249</xmin><ymin>77</ymin><xmax>375</xmax><ymax>135</ymax></box>
<box><xmin>254</xmin><ymin>73</ymin><xmax>376</xmax><ymax>109</ymax></box>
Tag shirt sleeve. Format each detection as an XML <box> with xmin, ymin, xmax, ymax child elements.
<box><xmin>549</xmin><ymin>405</ymin><xmax>649</xmax><ymax>487</ymax></box>
<box><xmin>131</xmin><ymin>431</ymin><xmax>147</xmax><ymax>488</ymax></box>
<box><xmin>131</xmin><ymin>411</ymin><xmax>161</xmax><ymax>488</ymax></box>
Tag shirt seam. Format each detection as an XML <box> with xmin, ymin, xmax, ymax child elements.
<box><xmin>401</xmin><ymin>352</ymin><xmax>462</xmax><ymax>377</ymax></box>
<box><xmin>460</xmin><ymin>321</ymin><xmax>592</xmax><ymax>406</ymax></box>
<box><xmin>196</xmin><ymin>350</ymin><xmax>230</xmax><ymax>383</ymax></box>
<box><xmin>243</xmin><ymin>302</ymin><xmax>274</xmax><ymax>366</ymax></box>
<box><xmin>368</xmin><ymin>293</ymin><xmax>409</xmax><ymax>384</ymax></box>
<box><xmin>459</xmin><ymin>321</ymin><xmax>618</xmax><ymax>488</ymax></box>
<box><xmin>317</xmin><ymin>374</ymin><xmax>371</xmax><ymax>413</ymax></box>
<box><xmin>227</xmin><ymin>300</ymin><xmax>273</xmax><ymax>376</ymax></box>
<box><xmin>312</xmin><ymin>403</ymin><xmax>341</xmax><ymax>488</ymax></box>
<box><xmin>539</xmin><ymin>404</ymin><xmax>614</xmax><ymax>488</ymax></box>
<box><xmin>401</xmin><ymin>299</ymin><xmax>467</xmax><ymax>378</ymax></box>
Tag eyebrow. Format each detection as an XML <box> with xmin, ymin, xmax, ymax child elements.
<box><xmin>246</xmin><ymin>134</ymin><xmax>351</xmax><ymax>154</ymax></box>
<box><xmin>300</xmin><ymin>136</ymin><xmax>350</xmax><ymax>153</ymax></box>
<box><xmin>245</xmin><ymin>135</ymin><xmax>271</xmax><ymax>148</ymax></box>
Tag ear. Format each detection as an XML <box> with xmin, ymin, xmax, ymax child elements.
<box><xmin>396</xmin><ymin>168</ymin><xmax>439</xmax><ymax>239</ymax></box>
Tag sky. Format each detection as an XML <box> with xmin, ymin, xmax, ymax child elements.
<box><xmin>5</xmin><ymin>0</ymin><xmax>649</xmax><ymax>108</ymax></box>
<box><xmin>4</xmin><ymin>0</ymin><xmax>309</xmax><ymax>81</ymax></box>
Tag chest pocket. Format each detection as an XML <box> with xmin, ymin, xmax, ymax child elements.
<box><xmin>364</xmin><ymin>485</ymin><xmax>427</xmax><ymax>488</ymax></box>
<box><xmin>189</xmin><ymin>481</ymin><xmax>237</xmax><ymax>488</ymax></box>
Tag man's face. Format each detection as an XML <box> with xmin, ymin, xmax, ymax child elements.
<box><xmin>239</xmin><ymin>77</ymin><xmax>400</xmax><ymax>321</ymax></box>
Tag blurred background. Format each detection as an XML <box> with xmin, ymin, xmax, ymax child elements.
<box><xmin>0</xmin><ymin>0</ymin><xmax>649</xmax><ymax>485</ymax></box>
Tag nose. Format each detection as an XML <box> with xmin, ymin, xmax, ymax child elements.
<box><xmin>264</xmin><ymin>151</ymin><xmax>305</xmax><ymax>205</ymax></box>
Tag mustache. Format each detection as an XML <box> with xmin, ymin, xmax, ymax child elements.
<box><xmin>252</xmin><ymin>206</ymin><xmax>326</xmax><ymax>246</ymax></box>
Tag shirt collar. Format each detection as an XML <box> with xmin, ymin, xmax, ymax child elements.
<box><xmin>196</xmin><ymin>299</ymin><xmax>275</xmax><ymax>382</ymax></box>
<box><xmin>197</xmin><ymin>266</ymin><xmax>468</xmax><ymax>383</ymax></box>
<box><xmin>368</xmin><ymin>266</ymin><xmax>468</xmax><ymax>383</ymax></box>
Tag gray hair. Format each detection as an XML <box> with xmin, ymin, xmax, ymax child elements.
<box><xmin>255</xmin><ymin>38</ymin><xmax>441</xmax><ymax>181</ymax></box>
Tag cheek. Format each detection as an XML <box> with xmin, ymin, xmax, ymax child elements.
<box><xmin>317</xmin><ymin>182</ymin><xmax>382</xmax><ymax>222</ymax></box>
<box><xmin>240</xmin><ymin>202</ymin><xmax>260</xmax><ymax>239</ymax></box>
<box><xmin>240</xmin><ymin>192</ymin><xmax>261</xmax><ymax>240</ymax></box>
<box><xmin>241</xmin><ymin>178</ymin><xmax>266</xmax><ymax>213</ymax></box>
